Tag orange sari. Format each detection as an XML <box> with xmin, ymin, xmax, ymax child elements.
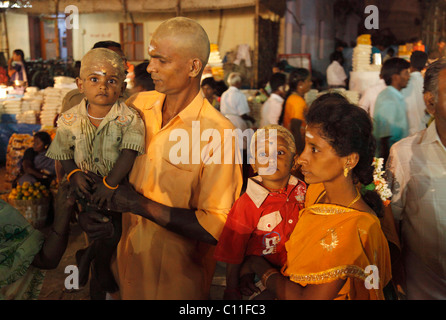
<box><xmin>281</xmin><ymin>184</ymin><xmax>392</xmax><ymax>300</ymax></box>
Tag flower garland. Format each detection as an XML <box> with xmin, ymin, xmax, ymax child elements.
<box><xmin>361</xmin><ymin>157</ymin><xmax>392</xmax><ymax>206</ymax></box>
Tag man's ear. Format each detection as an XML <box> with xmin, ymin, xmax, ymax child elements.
<box><xmin>76</xmin><ymin>77</ymin><xmax>84</xmax><ymax>93</ymax></box>
<box><xmin>189</xmin><ymin>58</ymin><xmax>203</xmax><ymax>78</ymax></box>
<box><xmin>424</xmin><ymin>91</ymin><xmax>436</xmax><ymax>116</ymax></box>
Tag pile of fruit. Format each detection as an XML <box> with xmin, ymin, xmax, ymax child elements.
<box><xmin>8</xmin><ymin>181</ymin><xmax>50</xmax><ymax>201</ymax></box>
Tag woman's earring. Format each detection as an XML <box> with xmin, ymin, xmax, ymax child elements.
<box><xmin>344</xmin><ymin>166</ymin><xmax>350</xmax><ymax>178</ymax></box>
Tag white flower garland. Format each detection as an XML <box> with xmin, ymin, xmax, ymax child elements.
<box><xmin>371</xmin><ymin>157</ymin><xmax>392</xmax><ymax>206</ymax></box>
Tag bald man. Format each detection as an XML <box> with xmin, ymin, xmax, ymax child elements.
<box><xmin>79</xmin><ymin>17</ymin><xmax>243</xmax><ymax>299</ymax></box>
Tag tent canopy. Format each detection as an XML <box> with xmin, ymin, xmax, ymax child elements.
<box><xmin>8</xmin><ymin>0</ymin><xmax>286</xmax><ymax>16</ymax></box>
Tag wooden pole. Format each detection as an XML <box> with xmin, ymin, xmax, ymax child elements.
<box><xmin>2</xmin><ymin>11</ymin><xmax>9</xmax><ymax>60</ymax></box>
<box><xmin>176</xmin><ymin>0</ymin><xmax>182</xmax><ymax>17</ymax></box>
<box><xmin>217</xmin><ymin>9</ymin><xmax>223</xmax><ymax>48</ymax></box>
<box><xmin>253</xmin><ymin>0</ymin><xmax>259</xmax><ymax>89</ymax></box>
<box><xmin>55</xmin><ymin>0</ymin><xmax>60</xmax><ymax>58</ymax></box>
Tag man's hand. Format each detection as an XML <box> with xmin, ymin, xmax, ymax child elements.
<box><xmin>110</xmin><ymin>180</ymin><xmax>139</xmax><ymax>213</ymax></box>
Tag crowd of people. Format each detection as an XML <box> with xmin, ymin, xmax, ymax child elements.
<box><xmin>1</xmin><ymin>17</ymin><xmax>445</xmax><ymax>301</ymax></box>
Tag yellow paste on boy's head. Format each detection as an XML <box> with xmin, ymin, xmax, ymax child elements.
<box><xmin>250</xmin><ymin>125</ymin><xmax>297</xmax><ymax>159</ymax></box>
<box><xmin>79</xmin><ymin>48</ymin><xmax>126</xmax><ymax>81</ymax></box>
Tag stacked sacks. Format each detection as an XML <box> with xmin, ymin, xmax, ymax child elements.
<box><xmin>40</xmin><ymin>87</ymin><xmax>64</xmax><ymax>127</ymax></box>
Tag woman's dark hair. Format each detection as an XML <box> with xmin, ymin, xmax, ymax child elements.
<box><xmin>279</xmin><ymin>68</ymin><xmax>310</xmax><ymax>124</ymax></box>
<box><xmin>305</xmin><ymin>93</ymin><xmax>384</xmax><ymax>217</ymax></box>
<box><xmin>13</xmin><ymin>49</ymin><xmax>25</xmax><ymax>61</ymax></box>
<box><xmin>34</xmin><ymin>131</ymin><xmax>52</xmax><ymax>147</ymax></box>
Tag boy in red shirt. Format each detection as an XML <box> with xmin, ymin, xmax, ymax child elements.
<box><xmin>214</xmin><ymin>125</ymin><xmax>306</xmax><ymax>299</ymax></box>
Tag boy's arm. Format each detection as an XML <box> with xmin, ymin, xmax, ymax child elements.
<box><xmin>103</xmin><ymin>149</ymin><xmax>138</xmax><ymax>187</ymax></box>
<box><xmin>60</xmin><ymin>159</ymin><xmax>93</xmax><ymax>198</ymax></box>
<box><xmin>91</xmin><ymin>149</ymin><xmax>138</xmax><ymax>207</ymax></box>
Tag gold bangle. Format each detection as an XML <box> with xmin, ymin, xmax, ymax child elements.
<box><xmin>66</xmin><ymin>168</ymin><xmax>82</xmax><ymax>182</ymax></box>
<box><xmin>261</xmin><ymin>268</ymin><xmax>280</xmax><ymax>287</ymax></box>
<box><xmin>103</xmin><ymin>176</ymin><xmax>119</xmax><ymax>190</ymax></box>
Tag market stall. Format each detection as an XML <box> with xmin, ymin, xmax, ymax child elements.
<box><xmin>0</xmin><ymin>76</ymin><xmax>76</xmax><ymax>165</ymax></box>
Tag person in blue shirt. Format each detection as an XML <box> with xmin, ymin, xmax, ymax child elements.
<box><xmin>372</xmin><ymin>58</ymin><xmax>411</xmax><ymax>162</ymax></box>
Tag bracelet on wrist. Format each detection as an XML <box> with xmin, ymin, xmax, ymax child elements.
<box><xmin>261</xmin><ymin>268</ymin><xmax>280</xmax><ymax>287</ymax></box>
<box><xmin>66</xmin><ymin>168</ymin><xmax>82</xmax><ymax>182</ymax></box>
<box><xmin>103</xmin><ymin>176</ymin><xmax>119</xmax><ymax>190</ymax></box>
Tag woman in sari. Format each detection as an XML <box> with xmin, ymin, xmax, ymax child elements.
<box><xmin>242</xmin><ymin>93</ymin><xmax>392</xmax><ymax>300</ymax></box>
<box><xmin>0</xmin><ymin>181</ymin><xmax>75</xmax><ymax>299</ymax></box>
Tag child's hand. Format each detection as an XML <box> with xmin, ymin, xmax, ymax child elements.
<box><xmin>239</xmin><ymin>273</ymin><xmax>260</xmax><ymax>296</ymax></box>
<box><xmin>69</xmin><ymin>171</ymin><xmax>93</xmax><ymax>199</ymax></box>
<box><xmin>91</xmin><ymin>181</ymin><xmax>115</xmax><ymax>209</ymax></box>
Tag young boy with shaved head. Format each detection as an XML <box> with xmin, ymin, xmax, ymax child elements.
<box><xmin>47</xmin><ymin>48</ymin><xmax>145</xmax><ymax>297</ymax></box>
<box><xmin>77</xmin><ymin>17</ymin><xmax>243</xmax><ymax>300</ymax></box>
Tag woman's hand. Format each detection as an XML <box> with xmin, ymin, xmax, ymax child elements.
<box><xmin>53</xmin><ymin>179</ymin><xmax>77</xmax><ymax>225</ymax></box>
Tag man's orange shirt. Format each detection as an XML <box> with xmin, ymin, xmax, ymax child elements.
<box><xmin>111</xmin><ymin>90</ymin><xmax>243</xmax><ymax>299</ymax></box>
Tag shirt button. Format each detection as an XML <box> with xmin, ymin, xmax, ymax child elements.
<box><xmin>288</xmin><ymin>219</ymin><xmax>293</xmax><ymax>224</ymax></box>
<box><xmin>72</xmin><ymin>136</ymin><xmax>76</xmax><ymax>140</ymax></box>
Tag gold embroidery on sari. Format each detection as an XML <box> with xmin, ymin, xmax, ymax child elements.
<box><xmin>320</xmin><ymin>228</ymin><xmax>339</xmax><ymax>252</ymax></box>
<box><xmin>288</xmin><ymin>265</ymin><xmax>366</xmax><ymax>284</ymax></box>
<box><xmin>308</xmin><ymin>204</ymin><xmax>356</xmax><ymax>215</ymax></box>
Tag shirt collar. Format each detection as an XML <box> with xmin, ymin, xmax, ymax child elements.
<box><xmin>270</xmin><ymin>93</ymin><xmax>284</xmax><ymax>103</ymax></box>
<box><xmin>421</xmin><ymin>120</ymin><xmax>446</xmax><ymax>150</ymax></box>
<box><xmin>387</xmin><ymin>85</ymin><xmax>404</xmax><ymax>100</ymax></box>
<box><xmin>246</xmin><ymin>175</ymin><xmax>299</xmax><ymax>208</ymax></box>
<box><xmin>74</xmin><ymin>98</ymin><xmax>125</xmax><ymax>119</ymax></box>
<box><xmin>143</xmin><ymin>90</ymin><xmax>204</xmax><ymax>127</ymax></box>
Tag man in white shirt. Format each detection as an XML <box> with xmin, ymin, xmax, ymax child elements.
<box><xmin>358</xmin><ymin>78</ymin><xmax>386</xmax><ymax>118</ymax></box>
<box><xmin>401</xmin><ymin>51</ymin><xmax>429</xmax><ymax>135</ymax></box>
<box><xmin>260</xmin><ymin>72</ymin><xmax>286</xmax><ymax>127</ymax></box>
<box><xmin>220</xmin><ymin>72</ymin><xmax>255</xmax><ymax>133</ymax></box>
<box><xmin>220</xmin><ymin>72</ymin><xmax>255</xmax><ymax>189</ymax></box>
<box><xmin>326</xmin><ymin>51</ymin><xmax>347</xmax><ymax>88</ymax></box>
<box><xmin>386</xmin><ymin>58</ymin><xmax>446</xmax><ymax>300</ymax></box>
